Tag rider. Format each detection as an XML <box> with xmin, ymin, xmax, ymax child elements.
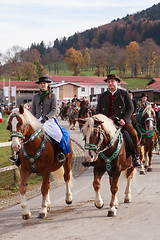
<box><xmin>10</xmin><ymin>76</ymin><xmax>71</xmax><ymax>166</ymax></box>
<box><xmin>137</xmin><ymin>93</ymin><xmax>149</xmax><ymax>111</ymax></box>
<box><xmin>82</xmin><ymin>74</ymin><xmax>142</xmax><ymax>168</ymax></box>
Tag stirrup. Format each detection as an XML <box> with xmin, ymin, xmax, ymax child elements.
<box><xmin>9</xmin><ymin>156</ymin><xmax>18</xmax><ymax>163</ymax></box>
<box><xmin>57</xmin><ymin>152</ymin><xmax>66</xmax><ymax>163</ymax></box>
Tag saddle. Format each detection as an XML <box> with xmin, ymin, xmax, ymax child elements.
<box><xmin>45</xmin><ymin>133</ymin><xmax>61</xmax><ymax>157</ymax></box>
<box><xmin>121</xmin><ymin>129</ymin><xmax>134</xmax><ymax>159</ymax></box>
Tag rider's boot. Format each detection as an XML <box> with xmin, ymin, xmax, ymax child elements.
<box><xmin>82</xmin><ymin>160</ymin><xmax>95</xmax><ymax>167</ymax></box>
<box><xmin>9</xmin><ymin>151</ymin><xmax>21</xmax><ymax>167</ymax></box>
<box><xmin>132</xmin><ymin>149</ymin><xmax>142</xmax><ymax>168</ymax></box>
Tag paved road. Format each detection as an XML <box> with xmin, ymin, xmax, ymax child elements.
<box><xmin>1</xmin><ymin>118</ymin><xmax>160</xmax><ymax>240</ymax></box>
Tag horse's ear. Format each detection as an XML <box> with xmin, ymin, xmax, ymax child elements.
<box><xmin>1</xmin><ymin>109</ymin><xmax>11</xmax><ymax>115</ymax></box>
<box><xmin>94</xmin><ymin>119</ymin><xmax>104</xmax><ymax>126</ymax></box>
<box><xmin>75</xmin><ymin>118</ymin><xmax>87</xmax><ymax>124</ymax></box>
<box><xmin>19</xmin><ymin>104</ymin><xmax>24</xmax><ymax>114</ymax></box>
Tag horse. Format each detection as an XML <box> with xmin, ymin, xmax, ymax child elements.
<box><xmin>77</xmin><ymin>114</ymin><xmax>134</xmax><ymax>217</ymax></box>
<box><xmin>78</xmin><ymin>106</ymin><xmax>91</xmax><ymax>131</ymax></box>
<box><xmin>67</xmin><ymin>106</ymin><xmax>79</xmax><ymax>130</ymax></box>
<box><xmin>3</xmin><ymin>105</ymin><xmax>73</xmax><ymax>220</ymax></box>
<box><xmin>132</xmin><ymin>104</ymin><xmax>157</xmax><ymax>172</ymax></box>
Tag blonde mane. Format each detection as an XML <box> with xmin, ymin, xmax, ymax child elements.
<box><xmin>143</xmin><ymin>104</ymin><xmax>155</xmax><ymax>117</ymax></box>
<box><xmin>93</xmin><ymin>114</ymin><xmax>117</xmax><ymax>138</ymax></box>
<box><xmin>8</xmin><ymin>108</ymin><xmax>42</xmax><ymax>131</ymax></box>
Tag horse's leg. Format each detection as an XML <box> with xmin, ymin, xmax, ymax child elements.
<box><xmin>124</xmin><ymin>168</ymin><xmax>134</xmax><ymax>203</ymax></box>
<box><xmin>108</xmin><ymin>174</ymin><xmax>120</xmax><ymax>217</ymax></box>
<box><xmin>93</xmin><ymin>167</ymin><xmax>105</xmax><ymax>209</ymax></box>
<box><xmin>147</xmin><ymin>147</ymin><xmax>153</xmax><ymax>172</ymax></box>
<box><xmin>38</xmin><ymin>174</ymin><xmax>50</xmax><ymax>218</ymax></box>
<box><xmin>139</xmin><ymin>145</ymin><xmax>146</xmax><ymax>175</ymax></box>
<box><xmin>19</xmin><ymin>168</ymin><xmax>31</xmax><ymax>220</ymax></box>
<box><xmin>63</xmin><ymin>154</ymin><xmax>72</xmax><ymax>204</ymax></box>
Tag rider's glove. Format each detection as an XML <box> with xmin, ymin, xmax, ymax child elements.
<box><xmin>41</xmin><ymin>116</ymin><xmax>48</xmax><ymax>123</ymax></box>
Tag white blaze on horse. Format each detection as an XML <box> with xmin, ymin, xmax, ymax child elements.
<box><xmin>77</xmin><ymin>114</ymin><xmax>135</xmax><ymax>217</ymax></box>
<box><xmin>4</xmin><ymin>105</ymin><xmax>73</xmax><ymax>220</ymax></box>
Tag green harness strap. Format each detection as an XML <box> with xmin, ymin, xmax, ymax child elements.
<box><xmin>99</xmin><ymin>133</ymin><xmax>122</xmax><ymax>172</ymax></box>
<box><xmin>21</xmin><ymin>132</ymin><xmax>47</xmax><ymax>172</ymax></box>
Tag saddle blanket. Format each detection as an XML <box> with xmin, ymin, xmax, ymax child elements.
<box><xmin>42</xmin><ymin>118</ymin><xmax>71</xmax><ymax>154</ymax></box>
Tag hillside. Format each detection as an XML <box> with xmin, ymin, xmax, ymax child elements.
<box><xmin>52</xmin><ymin>3</ymin><xmax>160</xmax><ymax>53</ymax></box>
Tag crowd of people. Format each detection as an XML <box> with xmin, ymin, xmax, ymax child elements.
<box><xmin>1</xmin><ymin>74</ymin><xmax>159</xmax><ymax>170</ymax></box>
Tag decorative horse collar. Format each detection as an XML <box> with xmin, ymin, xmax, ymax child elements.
<box><xmin>85</xmin><ymin>125</ymin><xmax>122</xmax><ymax>172</ymax></box>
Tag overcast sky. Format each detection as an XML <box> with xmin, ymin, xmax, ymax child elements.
<box><xmin>0</xmin><ymin>0</ymin><xmax>160</xmax><ymax>54</ymax></box>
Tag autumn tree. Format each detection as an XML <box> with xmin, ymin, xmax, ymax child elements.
<box><xmin>139</xmin><ymin>38</ymin><xmax>160</xmax><ymax>76</ymax></box>
<box><xmin>64</xmin><ymin>47</ymin><xmax>84</xmax><ymax>76</ymax></box>
<box><xmin>42</xmin><ymin>48</ymin><xmax>63</xmax><ymax>74</ymax></box>
<box><xmin>83</xmin><ymin>48</ymin><xmax>91</xmax><ymax>70</ymax></box>
<box><xmin>20</xmin><ymin>49</ymin><xmax>41</xmax><ymax>63</ymax></box>
<box><xmin>126</xmin><ymin>41</ymin><xmax>140</xmax><ymax>77</ymax></box>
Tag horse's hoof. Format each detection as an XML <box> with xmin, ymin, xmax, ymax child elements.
<box><xmin>108</xmin><ymin>210</ymin><xmax>117</xmax><ymax>217</ymax></box>
<box><xmin>66</xmin><ymin>200</ymin><xmax>72</xmax><ymax>205</ymax></box>
<box><xmin>94</xmin><ymin>202</ymin><xmax>104</xmax><ymax>209</ymax></box>
<box><xmin>38</xmin><ymin>213</ymin><xmax>47</xmax><ymax>218</ymax></box>
<box><xmin>124</xmin><ymin>198</ymin><xmax>131</xmax><ymax>203</ymax></box>
<box><xmin>47</xmin><ymin>206</ymin><xmax>51</xmax><ymax>212</ymax></box>
<box><xmin>22</xmin><ymin>213</ymin><xmax>31</xmax><ymax>220</ymax></box>
<box><xmin>140</xmin><ymin>170</ymin><xmax>145</xmax><ymax>175</ymax></box>
<box><xmin>147</xmin><ymin>167</ymin><xmax>152</xmax><ymax>172</ymax></box>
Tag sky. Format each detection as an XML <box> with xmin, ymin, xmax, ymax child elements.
<box><xmin>0</xmin><ymin>0</ymin><xmax>160</xmax><ymax>54</ymax></box>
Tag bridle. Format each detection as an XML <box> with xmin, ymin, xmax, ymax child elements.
<box><xmin>133</xmin><ymin>108</ymin><xmax>155</xmax><ymax>141</ymax></box>
<box><xmin>9</xmin><ymin>113</ymin><xmax>46</xmax><ymax>172</ymax></box>
<box><xmin>9</xmin><ymin>114</ymin><xmax>29</xmax><ymax>141</ymax></box>
<box><xmin>84</xmin><ymin>124</ymin><xmax>122</xmax><ymax>171</ymax></box>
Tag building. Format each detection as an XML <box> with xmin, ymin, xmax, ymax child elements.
<box><xmin>0</xmin><ymin>76</ymin><xmax>127</xmax><ymax>107</ymax></box>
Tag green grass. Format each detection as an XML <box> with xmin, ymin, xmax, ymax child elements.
<box><xmin>0</xmin><ymin>116</ymin><xmax>10</xmax><ymax>142</ymax></box>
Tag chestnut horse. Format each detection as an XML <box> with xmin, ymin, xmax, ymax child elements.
<box><xmin>77</xmin><ymin>114</ymin><xmax>134</xmax><ymax>217</ymax></box>
<box><xmin>67</xmin><ymin>106</ymin><xmax>79</xmax><ymax>130</ymax></box>
<box><xmin>78</xmin><ymin>106</ymin><xmax>91</xmax><ymax>131</ymax></box>
<box><xmin>4</xmin><ymin>105</ymin><xmax>73</xmax><ymax>220</ymax></box>
<box><xmin>132</xmin><ymin>104</ymin><xmax>156</xmax><ymax>172</ymax></box>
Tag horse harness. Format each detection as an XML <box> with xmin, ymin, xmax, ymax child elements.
<box><xmin>10</xmin><ymin>113</ymin><xmax>47</xmax><ymax>172</ymax></box>
<box><xmin>133</xmin><ymin>108</ymin><xmax>155</xmax><ymax>142</ymax></box>
<box><xmin>84</xmin><ymin>125</ymin><xmax>122</xmax><ymax>172</ymax></box>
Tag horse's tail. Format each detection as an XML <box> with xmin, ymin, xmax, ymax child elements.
<box><xmin>51</xmin><ymin>167</ymin><xmax>73</xmax><ymax>187</ymax></box>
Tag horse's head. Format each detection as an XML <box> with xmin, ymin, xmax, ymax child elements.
<box><xmin>5</xmin><ymin>105</ymin><xmax>42</xmax><ymax>152</ymax></box>
<box><xmin>78</xmin><ymin>114</ymin><xmax>116</xmax><ymax>162</ymax></box>
<box><xmin>4</xmin><ymin>105</ymin><xmax>28</xmax><ymax>151</ymax></box>
<box><xmin>141</xmin><ymin>104</ymin><xmax>155</xmax><ymax>131</ymax></box>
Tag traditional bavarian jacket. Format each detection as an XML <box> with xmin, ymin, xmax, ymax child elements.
<box><xmin>31</xmin><ymin>92</ymin><xmax>57</xmax><ymax>119</ymax></box>
<box><xmin>95</xmin><ymin>88</ymin><xmax>134</xmax><ymax>124</ymax></box>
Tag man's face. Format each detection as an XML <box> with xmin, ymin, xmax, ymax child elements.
<box><xmin>39</xmin><ymin>82</ymin><xmax>48</xmax><ymax>91</ymax></box>
<box><xmin>107</xmin><ymin>79</ymin><xmax>118</xmax><ymax>92</ymax></box>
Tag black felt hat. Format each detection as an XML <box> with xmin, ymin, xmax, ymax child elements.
<box><xmin>36</xmin><ymin>76</ymin><xmax>52</xmax><ymax>84</ymax></box>
<box><xmin>104</xmin><ymin>74</ymin><xmax>121</xmax><ymax>83</ymax></box>
<box><xmin>140</xmin><ymin>93</ymin><xmax>148</xmax><ymax>98</ymax></box>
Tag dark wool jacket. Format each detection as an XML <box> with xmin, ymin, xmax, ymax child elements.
<box><xmin>31</xmin><ymin>92</ymin><xmax>57</xmax><ymax>119</ymax></box>
<box><xmin>95</xmin><ymin>88</ymin><xmax>134</xmax><ymax>124</ymax></box>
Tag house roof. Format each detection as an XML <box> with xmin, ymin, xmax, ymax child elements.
<box><xmin>0</xmin><ymin>81</ymin><xmax>38</xmax><ymax>88</ymax></box>
<box><xmin>51</xmin><ymin>82</ymin><xmax>81</xmax><ymax>88</ymax></box>
<box><xmin>147</xmin><ymin>78</ymin><xmax>160</xmax><ymax>89</ymax></box>
<box><xmin>48</xmin><ymin>75</ymin><xmax>127</xmax><ymax>85</ymax></box>
<box><xmin>0</xmin><ymin>76</ymin><xmax>127</xmax><ymax>89</ymax></box>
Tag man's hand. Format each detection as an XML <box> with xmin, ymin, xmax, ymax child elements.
<box><xmin>117</xmin><ymin>118</ymin><xmax>125</xmax><ymax>126</ymax></box>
